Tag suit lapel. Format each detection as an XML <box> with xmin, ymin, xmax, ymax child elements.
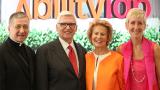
<box><xmin>52</xmin><ymin>39</ymin><xmax>77</xmax><ymax>77</ymax></box>
<box><xmin>74</xmin><ymin>43</ymin><xmax>84</xmax><ymax>78</ymax></box>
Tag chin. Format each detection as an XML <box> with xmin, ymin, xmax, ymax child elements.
<box><xmin>94</xmin><ymin>45</ymin><xmax>103</xmax><ymax>48</ymax></box>
<box><xmin>64</xmin><ymin>36</ymin><xmax>73</xmax><ymax>39</ymax></box>
<box><xmin>18</xmin><ymin>41</ymin><xmax>24</xmax><ymax>43</ymax></box>
<box><xmin>17</xmin><ymin>39</ymin><xmax>25</xmax><ymax>43</ymax></box>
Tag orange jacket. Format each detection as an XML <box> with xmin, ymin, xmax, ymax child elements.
<box><xmin>86</xmin><ymin>51</ymin><xmax>124</xmax><ymax>90</ymax></box>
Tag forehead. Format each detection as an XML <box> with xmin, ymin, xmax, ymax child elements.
<box><xmin>128</xmin><ymin>16</ymin><xmax>145</xmax><ymax>22</ymax></box>
<box><xmin>93</xmin><ymin>25</ymin><xmax>107</xmax><ymax>33</ymax></box>
<box><xmin>58</xmin><ymin>15</ymin><xmax>76</xmax><ymax>23</ymax></box>
<box><xmin>93</xmin><ymin>25</ymin><xmax>107</xmax><ymax>30</ymax></box>
<box><xmin>12</xmin><ymin>17</ymin><xmax>29</xmax><ymax>24</ymax></box>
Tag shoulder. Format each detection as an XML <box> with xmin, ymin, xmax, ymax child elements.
<box><xmin>0</xmin><ymin>43</ymin><xmax>6</xmax><ymax>50</ymax></box>
<box><xmin>37</xmin><ymin>41</ymin><xmax>56</xmax><ymax>51</ymax></box>
<box><xmin>153</xmin><ymin>43</ymin><xmax>160</xmax><ymax>56</ymax></box>
<box><xmin>116</xmin><ymin>45</ymin><xmax>123</xmax><ymax>54</ymax></box>
<box><xmin>109</xmin><ymin>51</ymin><xmax>123</xmax><ymax>63</ymax></box>
<box><xmin>35</xmin><ymin>41</ymin><xmax>56</xmax><ymax>59</ymax></box>
<box><xmin>85</xmin><ymin>51</ymin><xmax>94</xmax><ymax>58</ymax></box>
<box><xmin>0</xmin><ymin>42</ymin><xmax>8</xmax><ymax>54</ymax></box>
<box><xmin>25</xmin><ymin>45</ymin><xmax>35</xmax><ymax>55</ymax></box>
<box><xmin>86</xmin><ymin>51</ymin><xmax>93</xmax><ymax>56</ymax></box>
<box><xmin>110</xmin><ymin>51</ymin><xmax>123</xmax><ymax>65</ymax></box>
<box><xmin>116</xmin><ymin>41</ymin><xmax>129</xmax><ymax>54</ymax></box>
<box><xmin>85</xmin><ymin>51</ymin><xmax>94</xmax><ymax>61</ymax></box>
<box><xmin>74</xmin><ymin>42</ymin><xmax>87</xmax><ymax>53</ymax></box>
<box><xmin>111</xmin><ymin>51</ymin><xmax>123</xmax><ymax>59</ymax></box>
<box><xmin>0</xmin><ymin>42</ymin><xmax>10</xmax><ymax>62</ymax></box>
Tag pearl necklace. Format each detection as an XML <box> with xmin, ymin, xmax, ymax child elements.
<box><xmin>131</xmin><ymin>60</ymin><xmax>146</xmax><ymax>83</ymax></box>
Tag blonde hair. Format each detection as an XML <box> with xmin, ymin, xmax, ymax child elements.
<box><xmin>87</xmin><ymin>19</ymin><xmax>113</xmax><ymax>46</ymax></box>
<box><xmin>126</xmin><ymin>8</ymin><xmax>146</xmax><ymax>24</ymax></box>
<box><xmin>56</xmin><ymin>11</ymin><xmax>76</xmax><ymax>23</ymax></box>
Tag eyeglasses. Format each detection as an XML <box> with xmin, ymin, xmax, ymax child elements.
<box><xmin>58</xmin><ymin>23</ymin><xmax>77</xmax><ymax>29</ymax></box>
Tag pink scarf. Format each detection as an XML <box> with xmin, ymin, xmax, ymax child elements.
<box><xmin>122</xmin><ymin>37</ymin><xmax>158</xmax><ymax>90</ymax></box>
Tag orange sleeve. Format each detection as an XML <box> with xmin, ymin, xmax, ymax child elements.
<box><xmin>117</xmin><ymin>55</ymin><xmax>125</xmax><ymax>90</ymax></box>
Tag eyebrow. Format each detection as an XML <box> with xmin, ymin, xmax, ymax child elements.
<box><xmin>58</xmin><ymin>22</ymin><xmax>76</xmax><ymax>23</ymax></box>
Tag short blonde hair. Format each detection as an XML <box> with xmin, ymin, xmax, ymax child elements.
<box><xmin>126</xmin><ymin>8</ymin><xmax>146</xmax><ymax>24</ymax></box>
<box><xmin>87</xmin><ymin>19</ymin><xmax>113</xmax><ymax>46</ymax></box>
<box><xmin>56</xmin><ymin>11</ymin><xmax>76</xmax><ymax>23</ymax></box>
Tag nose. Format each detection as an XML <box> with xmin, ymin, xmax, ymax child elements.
<box><xmin>65</xmin><ymin>25</ymin><xmax>71</xmax><ymax>29</ymax></box>
<box><xmin>96</xmin><ymin>34</ymin><xmax>101</xmax><ymax>38</ymax></box>
<box><xmin>19</xmin><ymin>27</ymin><xmax>25</xmax><ymax>33</ymax></box>
<box><xmin>134</xmin><ymin>23</ymin><xmax>139</xmax><ymax>30</ymax></box>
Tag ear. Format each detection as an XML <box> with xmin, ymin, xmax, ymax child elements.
<box><xmin>144</xmin><ymin>23</ymin><xmax>146</xmax><ymax>31</ymax></box>
<box><xmin>56</xmin><ymin>24</ymin><xmax>58</xmax><ymax>31</ymax></box>
<box><xmin>8</xmin><ymin>25</ymin><xmax>10</xmax><ymax>32</ymax></box>
<box><xmin>75</xmin><ymin>25</ymin><xmax>77</xmax><ymax>32</ymax></box>
<box><xmin>125</xmin><ymin>22</ymin><xmax>129</xmax><ymax>30</ymax></box>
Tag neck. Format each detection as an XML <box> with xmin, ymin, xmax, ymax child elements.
<box><xmin>131</xmin><ymin>37</ymin><xmax>143</xmax><ymax>46</ymax></box>
<box><xmin>66</xmin><ymin>39</ymin><xmax>72</xmax><ymax>44</ymax></box>
<box><xmin>94</xmin><ymin>47</ymin><xmax>109</xmax><ymax>55</ymax></box>
<box><xmin>60</xmin><ymin>37</ymin><xmax>73</xmax><ymax>44</ymax></box>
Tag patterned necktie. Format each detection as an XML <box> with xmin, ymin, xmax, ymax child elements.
<box><xmin>68</xmin><ymin>45</ymin><xmax>78</xmax><ymax>76</ymax></box>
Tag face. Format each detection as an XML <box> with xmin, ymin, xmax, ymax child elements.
<box><xmin>8</xmin><ymin>17</ymin><xmax>29</xmax><ymax>43</ymax></box>
<box><xmin>56</xmin><ymin>15</ymin><xmax>77</xmax><ymax>43</ymax></box>
<box><xmin>126</xmin><ymin>17</ymin><xmax>146</xmax><ymax>39</ymax></box>
<box><xmin>91</xmin><ymin>25</ymin><xmax>108</xmax><ymax>49</ymax></box>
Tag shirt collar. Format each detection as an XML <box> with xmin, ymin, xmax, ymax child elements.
<box><xmin>59</xmin><ymin>37</ymin><xmax>74</xmax><ymax>50</ymax></box>
<box><xmin>7</xmin><ymin>37</ymin><xmax>25</xmax><ymax>48</ymax></box>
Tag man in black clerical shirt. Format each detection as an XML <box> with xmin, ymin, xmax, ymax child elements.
<box><xmin>0</xmin><ymin>12</ymin><xmax>35</xmax><ymax>90</ymax></box>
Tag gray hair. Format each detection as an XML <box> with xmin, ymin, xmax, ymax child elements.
<box><xmin>9</xmin><ymin>11</ymin><xmax>29</xmax><ymax>25</ymax></box>
<box><xmin>56</xmin><ymin>11</ymin><xmax>76</xmax><ymax>23</ymax></box>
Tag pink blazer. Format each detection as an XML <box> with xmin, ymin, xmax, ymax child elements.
<box><xmin>121</xmin><ymin>37</ymin><xmax>158</xmax><ymax>90</ymax></box>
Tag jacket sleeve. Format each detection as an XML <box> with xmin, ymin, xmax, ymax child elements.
<box><xmin>117</xmin><ymin>55</ymin><xmax>125</xmax><ymax>90</ymax></box>
<box><xmin>35</xmin><ymin>47</ymin><xmax>48</xmax><ymax>90</ymax></box>
<box><xmin>0</xmin><ymin>49</ymin><xmax>5</xmax><ymax>90</ymax></box>
<box><xmin>154</xmin><ymin>44</ymin><xmax>160</xmax><ymax>89</ymax></box>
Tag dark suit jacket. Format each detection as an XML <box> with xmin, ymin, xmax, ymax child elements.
<box><xmin>35</xmin><ymin>38</ymin><xmax>86</xmax><ymax>90</ymax></box>
<box><xmin>0</xmin><ymin>38</ymin><xmax>35</xmax><ymax>90</ymax></box>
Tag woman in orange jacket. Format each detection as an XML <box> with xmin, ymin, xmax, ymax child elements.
<box><xmin>86</xmin><ymin>19</ymin><xmax>124</xmax><ymax>90</ymax></box>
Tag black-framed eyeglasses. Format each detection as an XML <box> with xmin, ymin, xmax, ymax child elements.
<box><xmin>58</xmin><ymin>23</ymin><xmax>77</xmax><ymax>29</ymax></box>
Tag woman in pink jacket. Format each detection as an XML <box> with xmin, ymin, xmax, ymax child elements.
<box><xmin>117</xmin><ymin>8</ymin><xmax>160</xmax><ymax>90</ymax></box>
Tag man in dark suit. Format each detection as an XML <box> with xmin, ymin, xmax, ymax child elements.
<box><xmin>0</xmin><ymin>12</ymin><xmax>35</xmax><ymax>90</ymax></box>
<box><xmin>35</xmin><ymin>11</ymin><xmax>86</xmax><ymax>90</ymax></box>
